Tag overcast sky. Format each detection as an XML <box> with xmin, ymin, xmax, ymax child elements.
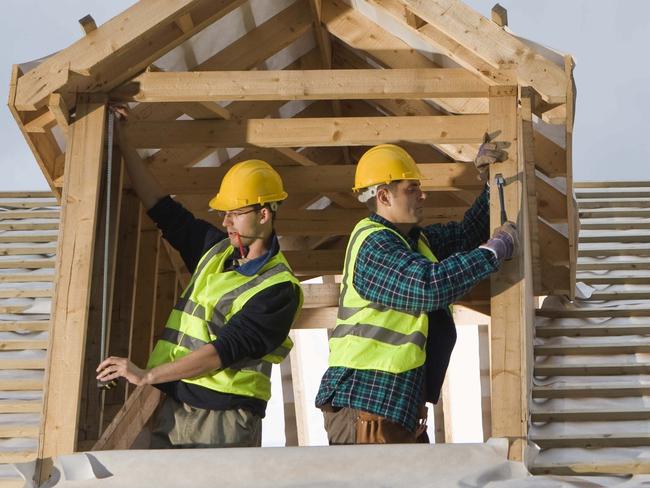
<box><xmin>1</xmin><ymin>0</ymin><xmax>648</xmax><ymax>190</ymax></box>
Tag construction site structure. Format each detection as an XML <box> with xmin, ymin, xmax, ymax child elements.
<box><xmin>1</xmin><ymin>0</ymin><xmax>608</xmax><ymax>485</ymax></box>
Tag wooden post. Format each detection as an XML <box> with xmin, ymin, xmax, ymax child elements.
<box><xmin>127</xmin><ymin>208</ymin><xmax>160</xmax><ymax>376</ymax></box>
<box><xmin>35</xmin><ymin>94</ymin><xmax>107</xmax><ymax>484</ymax></box>
<box><xmin>478</xmin><ymin>324</ymin><xmax>492</xmax><ymax>441</ymax></box>
<box><xmin>78</xmin><ymin>145</ymin><xmax>124</xmax><ymax>447</ymax></box>
<box><xmin>488</xmin><ymin>85</ymin><xmax>532</xmax><ymax>461</ymax></box>
<box><xmin>280</xmin><ymin>358</ymin><xmax>299</xmax><ymax>446</ymax></box>
<box><xmin>564</xmin><ymin>56</ymin><xmax>577</xmax><ymax>300</ymax></box>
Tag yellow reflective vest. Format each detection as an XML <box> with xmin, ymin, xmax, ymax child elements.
<box><xmin>328</xmin><ymin>218</ymin><xmax>446</xmax><ymax>374</ymax></box>
<box><xmin>148</xmin><ymin>239</ymin><xmax>303</xmax><ymax>401</ymax></box>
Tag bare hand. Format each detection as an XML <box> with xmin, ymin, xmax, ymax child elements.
<box><xmin>96</xmin><ymin>356</ymin><xmax>148</xmax><ymax>386</ymax></box>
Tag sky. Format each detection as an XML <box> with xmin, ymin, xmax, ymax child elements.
<box><xmin>1</xmin><ymin>0</ymin><xmax>648</xmax><ymax>190</ymax></box>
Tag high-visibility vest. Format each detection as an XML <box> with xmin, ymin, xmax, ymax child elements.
<box><xmin>148</xmin><ymin>239</ymin><xmax>303</xmax><ymax>401</ymax></box>
<box><xmin>328</xmin><ymin>218</ymin><xmax>446</xmax><ymax>374</ymax></box>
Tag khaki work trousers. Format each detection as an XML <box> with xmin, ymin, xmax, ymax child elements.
<box><xmin>150</xmin><ymin>396</ymin><xmax>262</xmax><ymax>449</ymax></box>
<box><xmin>322</xmin><ymin>407</ymin><xmax>428</xmax><ymax>445</ymax></box>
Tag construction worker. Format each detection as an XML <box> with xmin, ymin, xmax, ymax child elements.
<box><xmin>96</xmin><ymin>110</ymin><xmax>303</xmax><ymax>448</ymax></box>
<box><xmin>315</xmin><ymin>143</ymin><xmax>517</xmax><ymax>444</ymax></box>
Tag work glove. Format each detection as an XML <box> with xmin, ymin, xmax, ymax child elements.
<box><xmin>475</xmin><ymin>133</ymin><xmax>509</xmax><ymax>181</ymax></box>
<box><xmin>480</xmin><ymin>221</ymin><xmax>519</xmax><ymax>262</ymax></box>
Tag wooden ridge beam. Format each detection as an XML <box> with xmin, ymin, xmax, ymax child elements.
<box><xmin>112</xmin><ymin>68</ymin><xmax>489</xmax><ymax>103</ymax></box>
<box><xmin>123</xmin><ymin>115</ymin><xmax>488</xmax><ymax>149</ymax></box>
<box><xmin>155</xmin><ymin>163</ymin><xmax>482</xmax><ymax>195</ymax></box>
<box><xmin>13</xmin><ymin>0</ymin><xmax>248</xmax><ymax>111</ymax></box>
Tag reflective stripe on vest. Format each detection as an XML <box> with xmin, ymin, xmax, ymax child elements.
<box><xmin>147</xmin><ymin>239</ymin><xmax>303</xmax><ymax>401</ymax></box>
<box><xmin>328</xmin><ymin>218</ymin><xmax>445</xmax><ymax>374</ymax></box>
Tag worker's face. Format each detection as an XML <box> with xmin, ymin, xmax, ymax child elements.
<box><xmin>379</xmin><ymin>180</ymin><xmax>426</xmax><ymax>225</ymax></box>
<box><xmin>220</xmin><ymin>206</ymin><xmax>265</xmax><ymax>247</ymax></box>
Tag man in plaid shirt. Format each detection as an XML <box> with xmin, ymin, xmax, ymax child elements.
<box><xmin>315</xmin><ymin>143</ymin><xmax>517</xmax><ymax>444</ymax></box>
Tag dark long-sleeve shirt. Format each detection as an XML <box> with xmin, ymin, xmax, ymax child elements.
<box><xmin>148</xmin><ymin>196</ymin><xmax>300</xmax><ymax>417</ymax></box>
<box><xmin>316</xmin><ymin>187</ymin><xmax>499</xmax><ymax>431</ymax></box>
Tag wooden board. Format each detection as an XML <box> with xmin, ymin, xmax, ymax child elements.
<box><xmin>35</xmin><ymin>95</ymin><xmax>107</xmax><ymax>479</ymax></box>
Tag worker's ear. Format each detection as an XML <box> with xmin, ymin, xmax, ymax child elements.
<box><xmin>376</xmin><ymin>186</ymin><xmax>392</xmax><ymax>208</ymax></box>
<box><xmin>258</xmin><ymin>207</ymin><xmax>272</xmax><ymax>225</ymax></box>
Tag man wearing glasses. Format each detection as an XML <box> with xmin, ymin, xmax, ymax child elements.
<box><xmin>97</xmin><ymin>113</ymin><xmax>303</xmax><ymax>448</ymax></box>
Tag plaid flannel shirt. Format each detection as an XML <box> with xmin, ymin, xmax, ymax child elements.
<box><xmin>316</xmin><ymin>186</ymin><xmax>499</xmax><ymax>432</ymax></box>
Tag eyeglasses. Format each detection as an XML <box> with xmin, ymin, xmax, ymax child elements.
<box><xmin>216</xmin><ymin>207</ymin><xmax>258</xmax><ymax>220</ymax></box>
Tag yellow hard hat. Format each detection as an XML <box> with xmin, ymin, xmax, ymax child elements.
<box><xmin>209</xmin><ymin>159</ymin><xmax>288</xmax><ymax>211</ymax></box>
<box><xmin>353</xmin><ymin>144</ymin><xmax>423</xmax><ymax>192</ymax></box>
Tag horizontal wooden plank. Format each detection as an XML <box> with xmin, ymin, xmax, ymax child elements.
<box><xmin>0</xmin><ymin>378</ymin><xmax>43</xmax><ymax>390</ymax></box>
<box><xmin>0</xmin><ymin>450</ymin><xmax>37</xmax><ymax>464</ymax></box>
<box><xmin>577</xmin><ymin>260</ymin><xmax>650</xmax><ymax>271</ymax></box>
<box><xmin>579</xmin><ymin>248</ymin><xmax>650</xmax><ymax>258</ymax></box>
<box><xmin>0</xmin><ymin>192</ymin><xmax>53</xmax><ymax>199</ymax></box>
<box><xmin>112</xmin><ymin>68</ymin><xmax>490</xmax><ymax>102</ymax></box>
<box><xmin>576</xmin><ymin>190</ymin><xmax>650</xmax><ymax>199</ymax></box>
<box><xmin>0</xmin><ymin>246</ymin><xmax>57</xmax><ymax>256</ymax></box>
<box><xmin>0</xmin><ymin>289</ymin><xmax>52</xmax><ymax>299</ymax></box>
<box><xmin>580</xmin><ymin>221</ymin><xmax>650</xmax><ymax>231</ymax></box>
<box><xmin>0</xmin><ymin>235</ymin><xmax>58</xmax><ymax>244</ymax></box>
<box><xmin>536</xmin><ymin>322</ymin><xmax>650</xmax><ymax>337</ymax></box>
<box><xmin>0</xmin><ymin>273</ymin><xmax>53</xmax><ymax>283</ymax></box>
<box><xmin>0</xmin><ymin>259</ymin><xmax>55</xmax><ymax>269</ymax></box>
<box><xmin>531</xmin><ymin>408</ymin><xmax>650</xmax><ymax>422</ymax></box>
<box><xmin>285</xmin><ymin>250</ymin><xmax>344</xmax><ymax>276</ymax></box>
<box><xmin>531</xmin><ymin>462</ymin><xmax>650</xmax><ymax>476</ymax></box>
<box><xmin>0</xmin><ymin>321</ymin><xmax>49</xmax><ymax>332</ymax></box>
<box><xmin>0</xmin><ymin>399</ymin><xmax>41</xmax><ymax>414</ymax></box>
<box><xmin>580</xmin><ymin>209</ymin><xmax>650</xmax><ymax>219</ymax></box>
<box><xmin>0</xmin><ymin>305</ymin><xmax>31</xmax><ymax>314</ymax></box>
<box><xmin>530</xmin><ymin>433</ymin><xmax>650</xmax><ymax>449</ymax></box>
<box><xmin>158</xmin><ymin>163</ymin><xmax>482</xmax><ymax>195</ymax></box>
<box><xmin>533</xmin><ymin>382</ymin><xmax>650</xmax><ymax>399</ymax></box>
<box><xmin>123</xmin><ymin>115</ymin><xmax>488</xmax><ymax>148</ymax></box>
<box><xmin>534</xmin><ymin>363</ymin><xmax>650</xmax><ymax>376</ymax></box>
<box><xmin>0</xmin><ymin>201</ymin><xmax>57</xmax><ymax>209</ymax></box>
<box><xmin>576</xmin><ymin>275</ymin><xmax>650</xmax><ymax>285</ymax></box>
<box><xmin>579</xmin><ymin>199</ymin><xmax>650</xmax><ymax>209</ymax></box>
<box><xmin>0</xmin><ymin>423</ymin><xmax>39</xmax><ymax>438</ymax></box>
<box><xmin>537</xmin><ymin>308</ymin><xmax>650</xmax><ymax>318</ymax></box>
<box><xmin>0</xmin><ymin>222</ymin><xmax>58</xmax><ymax>231</ymax></box>
<box><xmin>579</xmin><ymin>234</ymin><xmax>650</xmax><ymax>244</ymax></box>
<box><xmin>0</xmin><ymin>339</ymin><xmax>48</xmax><ymax>351</ymax></box>
<box><xmin>589</xmin><ymin>290</ymin><xmax>650</xmax><ymax>301</ymax></box>
<box><xmin>535</xmin><ymin>342</ymin><xmax>650</xmax><ymax>355</ymax></box>
<box><xmin>0</xmin><ymin>357</ymin><xmax>46</xmax><ymax>370</ymax></box>
<box><xmin>0</xmin><ymin>210</ymin><xmax>59</xmax><ymax>220</ymax></box>
<box><xmin>575</xmin><ymin>181</ymin><xmax>650</xmax><ymax>188</ymax></box>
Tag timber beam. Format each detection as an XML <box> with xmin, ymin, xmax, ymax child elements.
<box><xmin>111</xmin><ymin>68</ymin><xmax>489</xmax><ymax>102</ymax></box>
<box><xmin>123</xmin><ymin>115</ymin><xmax>488</xmax><ymax>149</ymax></box>
<box><xmin>154</xmin><ymin>163</ymin><xmax>482</xmax><ymax>195</ymax></box>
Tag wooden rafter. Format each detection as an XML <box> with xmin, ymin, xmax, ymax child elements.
<box><xmin>13</xmin><ymin>0</ymin><xmax>248</xmax><ymax>111</ymax></box>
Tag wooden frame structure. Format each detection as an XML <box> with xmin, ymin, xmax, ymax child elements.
<box><xmin>7</xmin><ymin>0</ymin><xmax>577</xmax><ymax>479</ymax></box>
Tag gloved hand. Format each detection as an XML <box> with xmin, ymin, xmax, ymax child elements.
<box><xmin>475</xmin><ymin>133</ymin><xmax>509</xmax><ymax>181</ymax></box>
<box><xmin>480</xmin><ymin>221</ymin><xmax>519</xmax><ymax>262</ymax></box>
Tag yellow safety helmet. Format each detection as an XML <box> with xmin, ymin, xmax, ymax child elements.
<box><xmin>209</xmin><ymin>159</ymin><xmax>288</xmax><ymax>211</ymax></box>
<box><xmin>353</xmin><ymin>144</ymin><xmax>423</xmax><ymax>193</ymax></box>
